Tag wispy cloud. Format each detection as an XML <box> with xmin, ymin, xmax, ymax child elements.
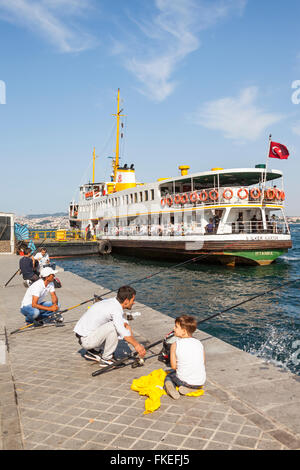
<box><xmin>116</xmin><ymin>0</ymin><xmax>247</xmax><ymax>101</ymax></box>
<box><xmin>191</xmin><ymin>86</ymin><xmax>285</xmax><ymax>142</ymax></box>
<box><xmin>0</xmin><ymin>0</ymin><xmax>96</xmax><ymax>52</ymax></box>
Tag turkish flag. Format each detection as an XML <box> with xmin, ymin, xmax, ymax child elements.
<box><xmin>269</xmin><ymin>141</ymin><xmax>289</xmax><ymax>159</ymax></box>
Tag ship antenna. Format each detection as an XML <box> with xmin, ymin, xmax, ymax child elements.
<box><xmin>112</xmin><ymin>88</ymin><xmax>124</xmax><ymax>182</ymax></box>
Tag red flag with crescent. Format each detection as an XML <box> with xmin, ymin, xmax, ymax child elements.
<box><xmin>268</xmin><ymin>141</ymin><xmax>289</xmax><ymax>159</ymax></box>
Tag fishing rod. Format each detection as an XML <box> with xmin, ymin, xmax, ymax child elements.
<box><xmin>91</xmin><ymin>277</ymin><xmax>300</xmax><ymax>377</ymax></box>
<box><xmin>10</xmin><ymin>243</ymin><xmax>237</xmax><ymax>335</ymax></box>
<box><xmin>4</xmin><ymin>239</ymin><xmax>46</xmax><ymax>288</ymax></box>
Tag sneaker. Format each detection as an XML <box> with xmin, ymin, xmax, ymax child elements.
<box><xmin>83</xmin><ymin>350</ymin><xmax>102</xmax><ymax>362</ymax></box>
<box><xmin>23</xmin><ymin>280</ymin><xmax>32</xmax><ymax>288</ymax></box>
<box><xmin>165</xmin><ymin>381</ymin><xmax>180</xmax><ymax>400</ymax></box>
<box><xmin>99</xmin><ymin>356</ymin><xmax>117</xmax><ymax>366</ymax></box>
<box><xmin>178</xmin><ymin>386</ymin><xmax>201</xmax><ymax>395</ymax></box>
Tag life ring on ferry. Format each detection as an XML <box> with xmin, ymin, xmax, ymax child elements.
<box><xmin>166</xmin><ymin>196</ymin><xmax>173</xmax><ymax>207</ymax></box>
<box><xmin>181</xmin><ymin>193</ymin><xmax>188</xmax><ymax>204</ymax></box>
<box><xmin>174</xmin><ymin>194</ymin><xmax>182</xmax><ymax>204</ymax></box>
<box><xmin>198</xmin><ymin>190</ymin><xmax>208</xmax><ymax>202</ymax></box>
<box><xmin>209</xmin><ymin>189</ymin><xmax>219</xmax><ymax>201</ymax></box>
<box><xmin>280</xmin><ymin>191</ymin><xmax>285</xmax><ymax>201</ymax></box>
<box><xmin>266</xmin><ymin>188</ymin><xmax>275</xmax><ymax>200</ymax></box>
<box><xmin>189</xmin><ymin>192</ymin><xmax>198</xmax><ymax>203</ymax></box>
<box><xmin>275</xmin><ymin>189</ymin><xmax>281</xmax><ymax>200</ymax></box>
<box><xmin>161</xmin><ymin>198</ymin><xmax>166</xmax><ymax>207</ymax></box>
<box><xmin>223</xmin><ymin>188</ymin><xmax>233</xmax><ymax>200</ymax></box>
<box><xmin>250</xmin><ymin>188</ymin><xmax>261</xmax><ymax>200</ymax></box>
<box><xmin>237</xmin><ymin>188</ymin><xmax>249</xmax><ymax>200</ymax></box>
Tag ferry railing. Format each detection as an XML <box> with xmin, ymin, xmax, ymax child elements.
<box><xmin>161</xmin><ymin>187</ymin><xmax>284</xmax><ymax>207</ymax></box>
<box><xmin>99</xmin><ymin>219</ymin><xmax>290</xmax><ymax>238</ymax></box>
<box><xmin>29</xmin><ymin>229</ymin><xmax>84</xmax><ymax>241</ymax></box>
<box><xmin>220</xmin><ymin>221</ymin><xmax>290</xmax><ymax>235</ymax></box>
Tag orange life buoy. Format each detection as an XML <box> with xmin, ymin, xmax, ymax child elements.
<box><xmin>189</xmin><ymin>192</ymin><xmax>198</xmax><ymax>203</ymax></box>
<box><xmin>223</xmin><ymin>188</ymin><xmax>233</xmax><ymax>200</ymax></box>
<box><xmin>161</xmin><ymin>198</ymin><xmax>166</xmax><ymax>207</ymax></box>
<box><xmin>266</xmin><ymin>188</ymin><xmax>275</xmax><ymax>200</ymax></box>
<box><xmin>250</xmin><ymin>188</ymin><xmax>261</xmax><ymax>200</ymax></box>
<box><xmin>275</xmin><ymin>189</ymin><xmax>281</xmax><ymax>200</ymax></box>
<box><xmin>237</xmin><ymin>188</ymin><xmax>249</xmax><ymax>200</ymax></box>
<box><xmin>280</xmin><ymin>191</ymin><xmax>285</xmax><ymax>201</ymax></box>
<box><xmin>166</xmin><ymin>196</ymin><xmax>173</xmax><ymax>207</ymax></box>
<box><xmin>181</xmin><ymin>193</ymin><xmax>188</xmax><ymax>204</ymax></box>
<box><xmin>174</xmin><ymin>194</ymin><xmax>181</xmax><ymax>204</ymax></box>
<box><xmin>209</xmin><ymin>189</ymin><xmax>219</xmax><ymax>201</ymax></box>
<box><xmin>198</xmin><ymin>190</ymin><xmax>208</xmax><ymax>202</ymax></box>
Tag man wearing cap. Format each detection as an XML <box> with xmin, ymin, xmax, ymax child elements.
<box><xmin>20</xmin><ymin>267</ymin><xmax>62</xmax><ymax>325</ymax></box>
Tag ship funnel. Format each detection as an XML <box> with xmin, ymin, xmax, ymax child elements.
<box><xmin>179</xmin><ymin>165</ymin><xmax>190</xmax><ymax>176</ymax></box>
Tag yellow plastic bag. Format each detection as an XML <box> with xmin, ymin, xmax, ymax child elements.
<box><xmin>131</xmin><ymin>369</ymin><xmax>204</xmax><ymax>414</ymax></box>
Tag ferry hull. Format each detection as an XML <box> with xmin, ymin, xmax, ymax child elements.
<box><xmin>108</xmin><ymin>238</ymin><xmax>291</xmax><ymax>266</ymax></box>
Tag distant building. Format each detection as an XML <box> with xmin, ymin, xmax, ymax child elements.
<box><xmin>0</xmin><ymin>212</ymin><xmax>14</xmax><ymax>254</ymax></box>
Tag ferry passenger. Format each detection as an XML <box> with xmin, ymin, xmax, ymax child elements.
<box><xmin>19</xmin><ymin>247</ymin><xmax>39</xmax><ymax>287</ymax></box>
<box><xmin>237</xmin><ymin>213</ymin><xmax>244</xmax><ymax>233</ymax></box>
<box><xmin>271</xmin><ymin>214</ymin><xmax>277</xmax><ymax>233</ymax></box>
<box><xmin>74</xmin><ymin>285</ymin><xmax>146</xmax><ymax>366</ymax></box>
<box><xmin>164</xmin><ymin>315</ymin><xmax>206</xmax><ymax>399</ymax></box>
<box><xmin>20</xmin><ymin>267</ymin><xmax>61</xmax><ymax>325</ymax></box>
<box><xmin>205</xmin><ymin>218</ymin><xmax>214</xmax><ymax>234</ymax></box>
<box><xmin>250</xmin><ymin>215</ymin><xmax>258</xmax><ymax>233</ymax></box>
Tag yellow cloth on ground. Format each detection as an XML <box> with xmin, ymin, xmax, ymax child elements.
<box><xmin>131</xmin><ymin>368</ymin><xmax>204</xmax><ymax>414</ymax></box>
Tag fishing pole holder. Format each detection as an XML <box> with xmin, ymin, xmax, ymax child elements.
<box><xmin>157</xmin><ymin>331</ymin><xmax>176</xmax><ymax>367</ymax></box>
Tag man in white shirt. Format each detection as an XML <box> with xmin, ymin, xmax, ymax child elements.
<box><xmin>74</xmin><ymin>285</ymin><xmax>146</xmax><ymax>366</ymax></box>
<box><xmin>20</xmin><ymin>267</ymin><xmax>61</xmax><ymax>325</ymax></box>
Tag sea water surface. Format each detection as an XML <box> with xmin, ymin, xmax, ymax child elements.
<box><xmin>57</xmin><ymin>225</ymin><xmax>300</xmax><ymax>375</ymax></box>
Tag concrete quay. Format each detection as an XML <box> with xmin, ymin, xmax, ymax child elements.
<box><xmin>0</xmin><ymin>254</ymin><xmax>300</xmax><ymax>451</ymax></box>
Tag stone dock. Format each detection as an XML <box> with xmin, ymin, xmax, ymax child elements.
<box><xmin>0</xmin><ymin>254</ymin><xmax>299</xmax><ymax>451</ymax></box>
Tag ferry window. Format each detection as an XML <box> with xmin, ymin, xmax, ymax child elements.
<box><xmin>130</xmin><ymin>194</ymin><xmax>133</xmax><ymax>204</ymax></box>
<box><xmin>144</xmin><ymin>190</ymin><xmax>148</xmax><ymax>201</ymax></box>
<box><xmin>140</xmin><ymin>192</ymin><xmax>143</xmax><ymax>202</ymax></box>
<box><xmin>151</xmin><ymin>189</ymin><xmax>154</xmax><ymax>200</ymax></box>
<box><xmin>134</xmin><ymin>193</ymin><xmax>138</xmax><ymax>203</ymax></box>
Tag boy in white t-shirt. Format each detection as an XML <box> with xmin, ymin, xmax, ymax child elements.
<box><xmin>164</xmin><ymin>315</ymin><xmax>206</xmax><ymax>400</ymax></box>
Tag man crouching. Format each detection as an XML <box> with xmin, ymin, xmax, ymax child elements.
<box><xmin>20</xmin><ymin>267</ymin><xmax>62</xmax><ymax>326</ymax></box>
<box><xmin>74</xmin><ymin>285</ymin><xmax>146</xmax><ymax>366</ymax></box>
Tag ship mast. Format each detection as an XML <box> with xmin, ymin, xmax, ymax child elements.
<box><xmin>92</xmin><ymin>147</ymin><xmax>96</xmax><ymax>183</ymax></box>
<box><xmin>112</xmin><ymin>88</ymin><xmax>123</xmax><ymax>182</ymax></box>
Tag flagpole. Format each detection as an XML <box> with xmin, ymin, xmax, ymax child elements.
<box><xmin>263</xmin><ymin>134</ymin><xmax>272</xmax><ymax>190</ymax></box>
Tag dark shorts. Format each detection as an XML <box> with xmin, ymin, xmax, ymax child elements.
<box><xmin>164</xmin><ymin>370</ymin><xmax>202</xmax><ymax>389</ymax></box>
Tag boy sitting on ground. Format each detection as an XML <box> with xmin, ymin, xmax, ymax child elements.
<box><xmin>164</xmin><ymin>315</ymin><xmax>206</xmax><ymax>399</ymax></box>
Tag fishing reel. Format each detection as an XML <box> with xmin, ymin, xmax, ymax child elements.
<box><xmin>131</xmin><ymin>358</ymin><xmax>145</xmax><ymax>369</ymax></box>
<box><xmin>158</xmin><ymin>331</ymin><xmax>176</xmax><ymax>366</ymax></box>
<box><xmin>93</xmin><ymin>294</ymin><xmax>103</xmax><ymax>303</ymax></box>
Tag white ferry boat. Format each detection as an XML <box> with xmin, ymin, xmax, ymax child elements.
<box><xmin>69</xmin><ymin>90</ymin><xmax>292</xmax><ymax>266</ymax></box>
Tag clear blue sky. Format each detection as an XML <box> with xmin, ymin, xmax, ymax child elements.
<box><xmin>0</xmin><ymin>0</ymin><xmax>300</xmax><ymax>215</ymax></box>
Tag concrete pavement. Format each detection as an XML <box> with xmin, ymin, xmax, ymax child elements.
<box><xmin>1</xmin><ymin>254</ymin><xmax>299</xmax><ymax>450</ymax></box>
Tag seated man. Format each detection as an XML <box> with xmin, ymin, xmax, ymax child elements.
<box><xmin>20</xmin><ymin>267</ymin><xmax>62</xmax><ymax>325</ymax></box>
<box><xmin>19</xmin><ymin>247</ymin><xmax>39</xmax><ymax>287</ymax></box>
<box><xmin>34</xmin><ymin>247</ymin><xmax>56</xmax><ymax>270</ymax></box>
<box><xmin>74</xmin><ymin>285</ymin><xmax>146</xmax><ymax>366</ymax></box>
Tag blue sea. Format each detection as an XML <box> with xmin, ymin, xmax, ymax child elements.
<box><xmin>57</xmin><ymin>225</ymin><xmax>300</xmax><ymax>375</ymax></box>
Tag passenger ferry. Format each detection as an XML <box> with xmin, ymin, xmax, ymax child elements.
<box><xmin>69</xmin><ymin>90</ymin><xmax>292</xmax><ymax>266</ymax></box>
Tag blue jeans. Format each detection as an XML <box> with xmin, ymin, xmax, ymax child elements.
<box><xmin>20</xmin><ymin>301</ymin><xmax>60</xmax><ymax>323</ymax></box>
<box><xmin>164</xmin><ymin>370</ymin><xmax>202</xmax><ymax>389</ymax></box>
